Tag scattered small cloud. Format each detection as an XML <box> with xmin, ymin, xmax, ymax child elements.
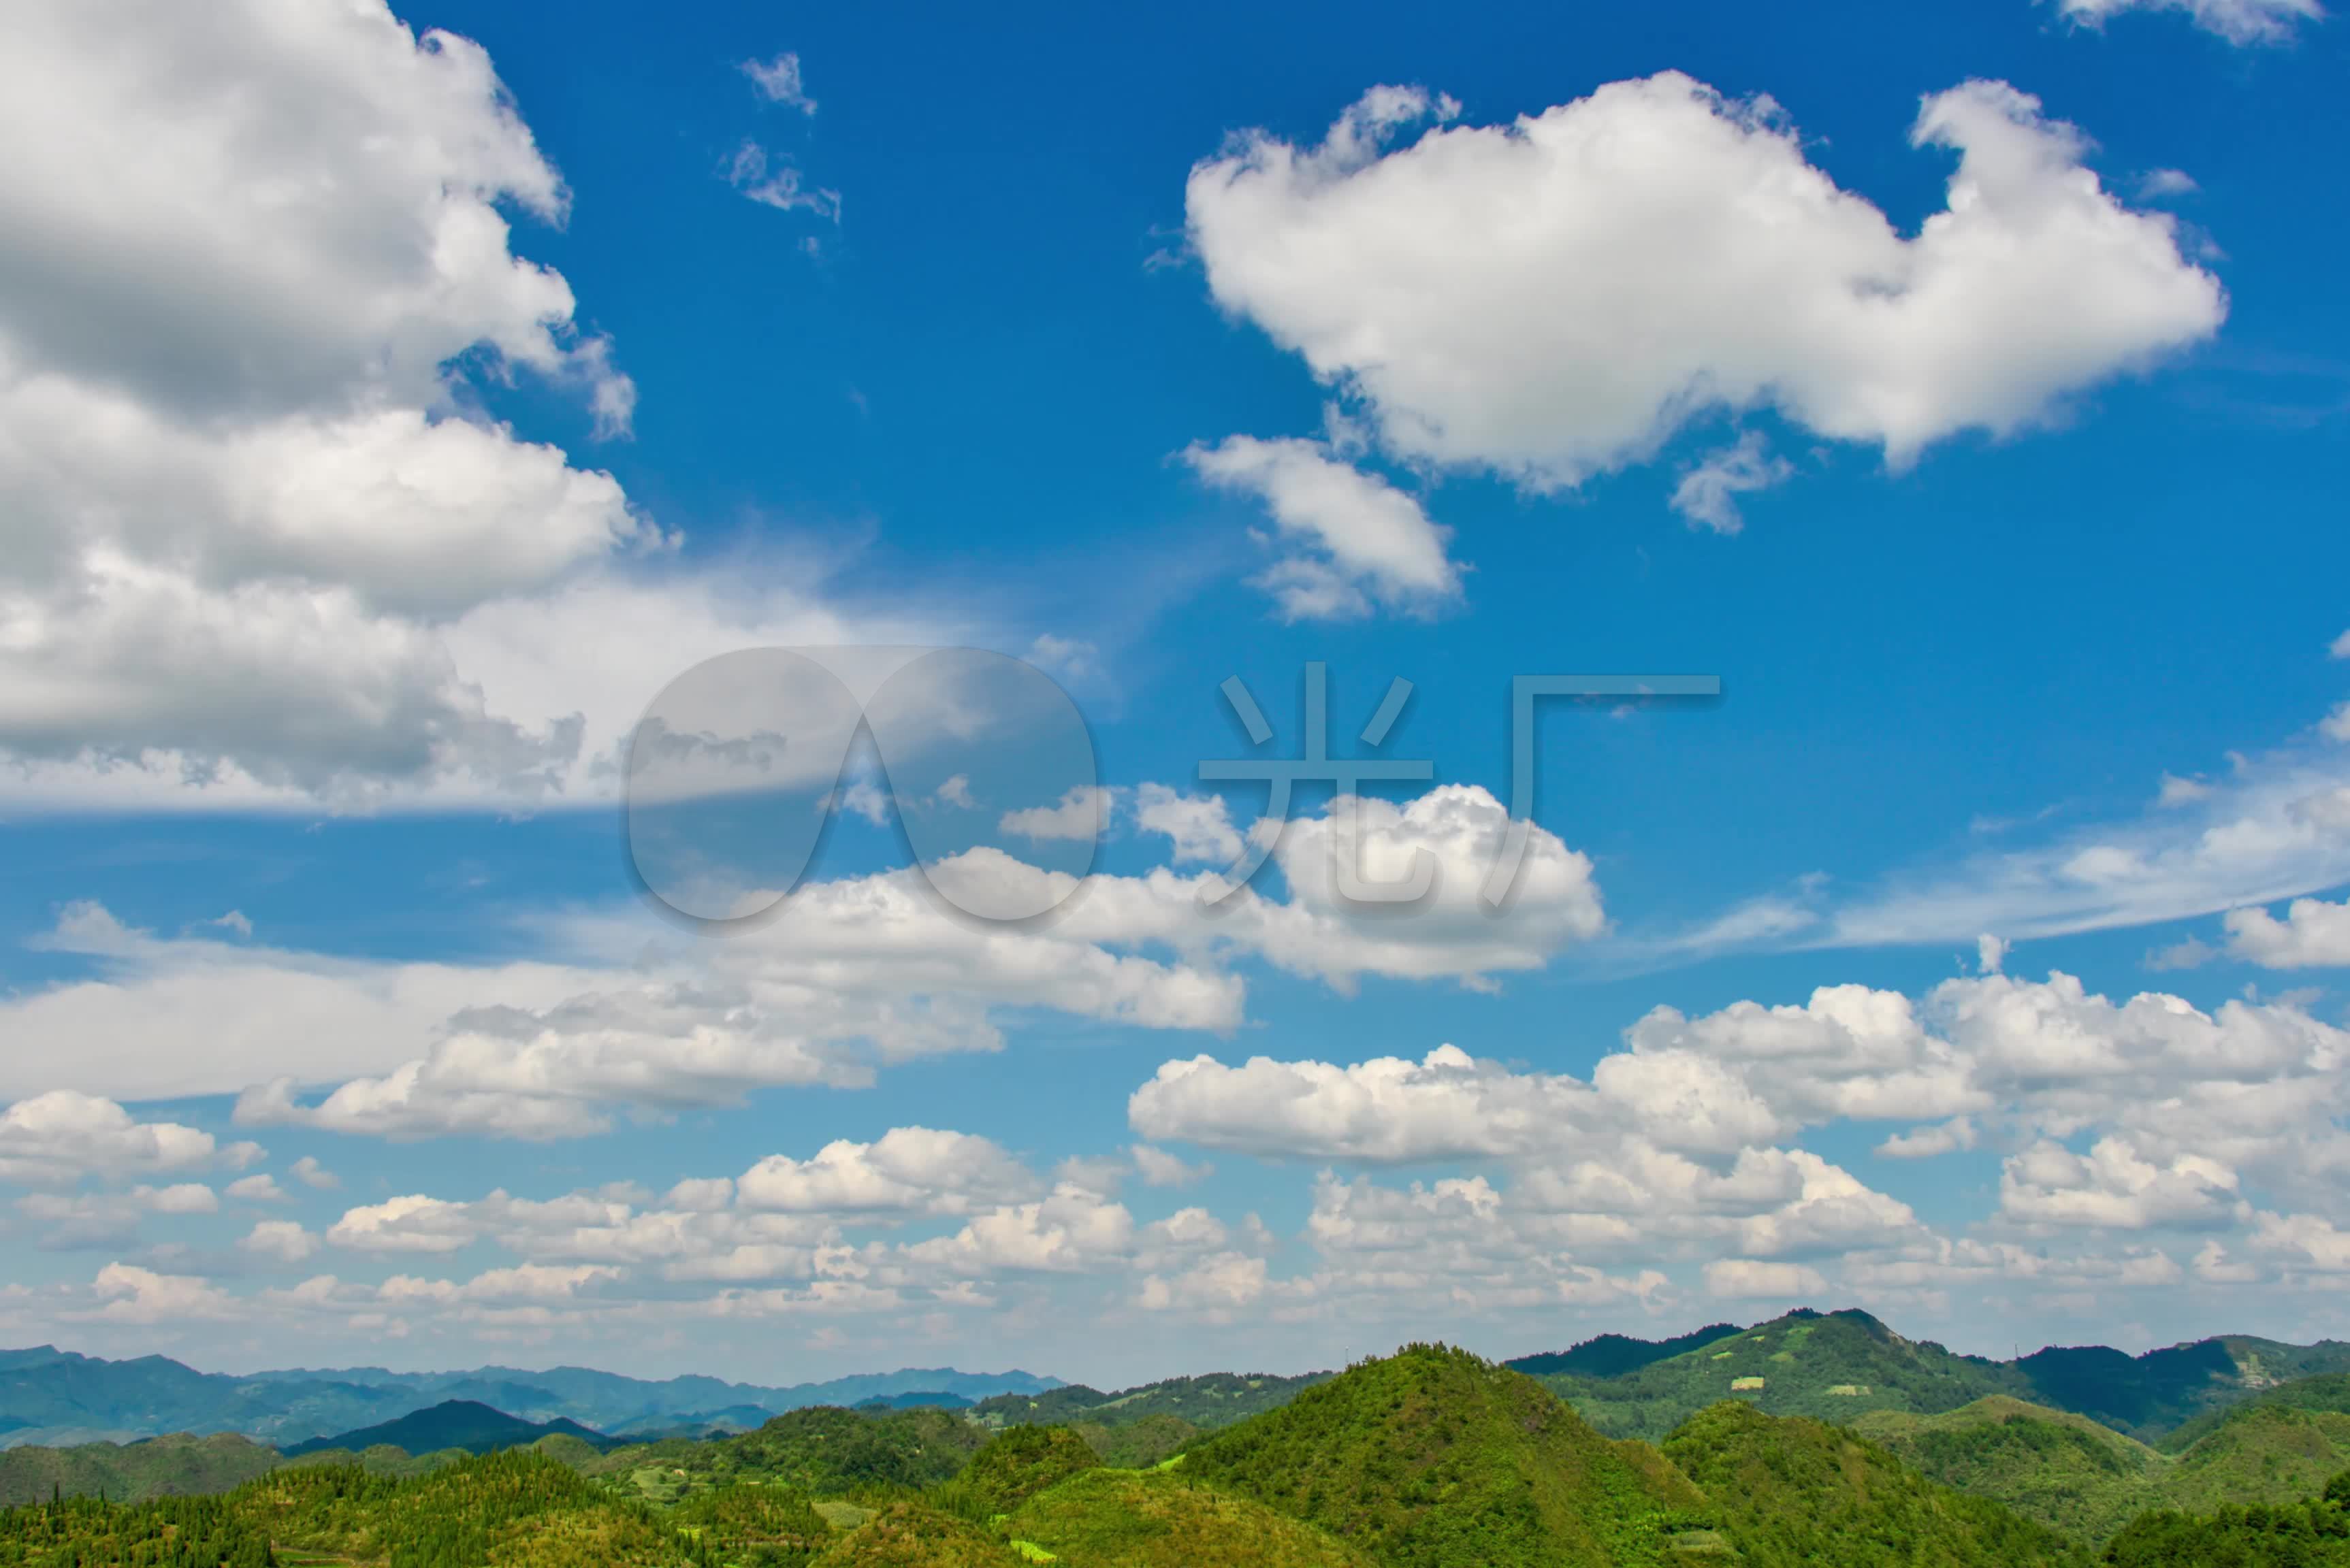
<box><xmin>728</xmin><ymin>142</ymin><xmax>840</xmax><ymax>219</ymax></box>
<box><xmin>1669</xmin><ymin>431</ymin><xmax>1794</xmax><ymax>534</ymax></box>
<box><xmin>741</xmin><ymin>52</ymin><xmax>817</xmax><ymax>113</ymax></box>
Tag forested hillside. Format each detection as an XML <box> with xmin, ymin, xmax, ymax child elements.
<box><xmin>10</xmin><ymin>1326</ymin><xmax>2350</xmax><ymax>1564</ymax></box>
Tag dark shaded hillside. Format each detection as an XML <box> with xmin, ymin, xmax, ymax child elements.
<box><xmin>2014</xmin><ymin>1340</ymin><xmax>2242</xmax><ymax>1439</ymax></box>
<box><xmin>1506</xmin><ymin>1324</ymin><xmax>1743</xmax><ymax>1379</ymax></box>
<box><xmin>1180</xmin><ymin>1343</ymin><xmax>1706</xmax><ymax>1567</ymax></box>
<box><xmin>280</xmin><ymin>1399</ymin><xmax>613</xmax><ymax>1458</ymax></box>
<box><xmin>1661</xmin><ymin>1400</ymin><xmax>2091</xmax><ymax>1566</ymax></box>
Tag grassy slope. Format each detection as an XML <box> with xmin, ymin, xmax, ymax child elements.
<box><xmin>1661</xmin><ymin>1401</ymin><xmax>2091</xmax><ymax>1567</ymax></box>
<box><xmin>1004</xmin><ymin>1467</ymin><xmax>1374</xmax><ymax>1567</ymax></box>
<box><xmin>1180</xmin><ymin>1343</ymin><xmax>1706</xmax><ymax>1568</ymax></box>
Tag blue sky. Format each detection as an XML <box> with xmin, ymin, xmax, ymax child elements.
<box><xmin>1</xmin><ymin>0</ymin><xmax>2348</xmax><ymax>1388</ymax></box>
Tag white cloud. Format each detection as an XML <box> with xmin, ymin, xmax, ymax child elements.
<box><xmin>737</xmin><ymin>1129</ymin><xmax>1039</xmax><ymax>1215</ymax></box>
<box><xmin>741</xmin><ymin>52</ymin><xmax>816</xmax><ymax>112</ymax></box>
<box><xmin>16</xmin><ymin>785</ymin><xmax>1605</xmax><ymax>1138</ymax></box>
<box><xmin>0</xmin><ymin>1090</ymin><xmax>232</xmax><ymax>1186</ymax></box>
<box><xmin>2224</xmin><ymin>894</ymin><xmax>2350</xmax><ymax>967</ymax></box>
<box><xmin>80</xmin><ymin>1264</ymin><xmax>238</xmax><ymax>1324</ymax></box>
<box><xmin>1188</xmin><ymin>77</ymin><xmax>2221</xmax><ymax>503</ymax></box>
<box><xmin>1669</xmin><ymin>432</ymin><xmax>1793</xmax><ymax>534</ymax></box>
<box><xmin>1876</xmin><ymin>1117</ymin><xmax>1979</xmax><ymax>1159</ymax></box>
<box><xmin>0</xmin><ymin>0</ymin><xmax>677</xmax><ymax>799</ymax></box>
<box><xmin>999</xmin><ymin>785</ymin><xmax>1116</xmax><ymax>843</ymax></box>
<box><xmin>2056</xmin><ymin>0</ymin><xmax>2323</xmax><ymax>44</ymax></box>
<box><xmin>241</xmin><ymin>1220</ymin><xmax>322</xmax><ymax>1263</ymax></box>
<box><xmin>1705</xmin><ymin>1258</ymin><xmax>1829</xmax><ymax>1300</ymax></box>
<box><xmin>1131</xmin><ymin>1144</ymin><xmax>1214</xmax><ymax>1188</ymax></box>
<box><xmin>1133</xmin><ymin>785</ymin><xmax>1244</xmax><ymax>866</ymax></box>
<box><xmin>1809</xmin><ymin>712</ymin><xmax>2350</xmax><ymax>948</ymax></box>
<box><xmin>1132</xmin><ymin>1045</ymin><xmax>1587</xmax><ymax>1163</ymax></box>
<box><xmin>1185</xmin><ymin>437</ymin><xmax>1464</xmax><ymax>619</ymax></box>
<box><xmin>289</xmin><ymin>1156</ymin><xmax>339</xmax><ymax>1190</ymax></box>
<box><xmin>327</xmin><ymin>1194</ymin><xmax>477</xmax><ymax>1254</ymax></box>
<box><xmin>728</xmin><ymin>142</ymin><xmax>840</xmax><ymax>218</ymax></box>
<box><xmin>1999</xmin><ymin>1137</ymin><xmax>2240</xmax><ymax>1229</ymax></box>
<box><xmin>226</xmin><ymin>1173</ymin><xmax>288</xmax><ymax>1203</ymax></box>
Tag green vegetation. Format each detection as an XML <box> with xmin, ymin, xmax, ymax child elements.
<box><xmin>1660</xmin><ymin>1400</ymin><xmax>2089</xmax><ymax>1567</ymax></box>
<box><xmin>1180</xmin><ymin>1342</ymin><xmax>1707</xmax><ymax>1567</ymax></box>
<box><xmin>1506</xmin><ymin>1326</ymin><xmax>1744</xmax><ymax>1380</ymax></box>
<box><xmin>281</xmin><ymin>1401</ymin><xmax>611</xmax><ymax>1460</ymax></box>
<box><xmin>2161</xmin><ymin>1374</ymin><xmax>2350</xmax><ymax>1454</ymax></box>
<box><xmin>1064</xmin><ymin>1416</ymin><xmax>1194</xmax><ymax>1470</ymax></box>
<box><xmin>1852</xmin><ymin>1397</ymin><xmax>2165</xmax><ymax>1542</ymax></box>
<box><xmin>1001</xmin><ymin>1467</ymin><xmax>1372</xmax><ymax>1566</ymax></box>
<box><xmin>1542</xmin><ymin>1310</ymin><xmax>2030</xmax><ymax>1441</ymax></box>
<box><xmin>807</xmin><ymin>1500</ymin><xmax>1023</xmax><ymax>1567</ymax></box>
<box><xmin>968</xmin><ymin>1373</ymin><xmax>1329</xmax><ymax>1441</ymax></box>
<box><xmin>583</xmin><ymin>1408</ymin><xmax>991</xmax><ymax>1503</ymax></box>
<box><xmin>1854</xmin><ymin>1384</ymin><xmax>2350</xmax><ymax>1543</ymax></box>
<box><xmin>2104</xmin><ymin>1469</ymin><xmax>2350</xmax><ymax>1567</ymax></box>
<box><xmin>0</xmin><ymin>1491</ymin><xmax>274</xmax><ymax>1567</ymax></box>
<box><xmin>953</xmin><ymin>1428</ymin><xmax>1099</xmax><ymax>1514</ymax></box>
<box><xmin>0</xmin><ymin>1433</ymin><xmax>283</xmax><ymax>1507</ymax></box>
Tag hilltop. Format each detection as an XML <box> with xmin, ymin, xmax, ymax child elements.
<box><xmin>1180</xmin><ymin>1342</ymin><xmax>1708</xmax><ymax>1566</ymax></box>
<box><xmin>280</xmin><ymin>1398</ymin><xmax>615</xmax><ymax>1459</ymax></box>
<box><xmin>1520</xmin><ymin>1308</ymin><xmax>2350</xmax><ymax>1445</ymax></box>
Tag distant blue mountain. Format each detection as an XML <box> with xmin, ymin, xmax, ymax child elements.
<box><xmin>0</xmin><ymin>1345</ymin><xmax>1061</xmax><ymax>1448</ymax></box>
<box><xmin>280</xmin><ymin>1399</ymin><xmax>612</xmax><ymax>1458</ymax></box>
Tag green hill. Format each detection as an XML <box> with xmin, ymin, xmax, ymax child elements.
<box><xmin>969</xmin><ymin>1372</ymin><xmax>1330</xmax><ymax>1439</ymax></box>
<box><xmin>1850</xmin><ymin>1396</ymin><xmax>2163</xmax><ymax>1543</ymax></box>
<box><xmin>1067</xmin><ymin>1413</ymin><xmax>1197</xmax><ymax>1468</ymax></box>
<box><xmin>280</xmin><ymin>1397</ymin><xmax>614</xmax><ymax>1458</ymax></box>
<box><xmin>1178</xmin><ymin>1342</ymin><xmax>1707</xmax><ymax>1567</ymax></box>
<box><xmin>0</xmin><ymin>1431</ymin><xmax>281</xmax><ymax>1506</ymax></box>
<box><xmin>586</xmin><ymin>1405</ymin><xmax>991</xmax><ymax>1503</ymax></box>
<box><xmin>2158</xmin><ymin>1401</ymin><xmax>2350</xmax><ymax>1516</ymax></box>
<box><xmin>1002</xmin><ymin>1466</ymin><xmax>1374</xmax><ymax>1567</ymax></box>
<box><xmin>1853</xmin><ymin>1384</ymin><xmax>2350</xmax><ymax>1545</ymax></box>
<box><xmin>809</xmin><ymin>1499</ymin><xmax>1023</xmax><ymax>1566</ymax></box>
<box><xmin>1507</xmin><ymin>1326</ymin><xmax>1744</xmax><ymax>1380</ymax></box>
<box><xmin>2161</xmin><ymin>1373</ymin><xmax>2350</xmax><ymax>1454</ymax></box>
<box><xmin>1660</xmin><ymin>1400</ymin><xmax>2091</xmax><ymax>1567</ymax></box>
<box><xmin>2104</xmin><ymin>1469</ymin><xmax>2350</xmax><ymax>1567</ymax></box>
<box><xmin>954</xmin><ymin>1425</ymin><xmax>1101</xmax><ymax>1512</ymax></box>
<box><xmin>1541</xmin><ymin>1309</ymin><xmax>2027</xmax><ymax>1441</ymax></box>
